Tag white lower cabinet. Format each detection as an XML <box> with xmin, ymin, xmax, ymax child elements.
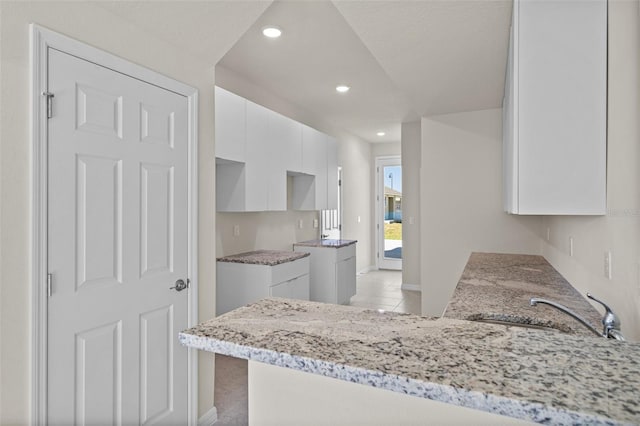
<box><xmin>293</xmin><ymin>242</ymin><xmax>356</xmax><ymax>305</ymax></box>
<box><xmin>216</xmin><ymin>257</ymin><xmax>310</xmax><ymax>316</ymax></box>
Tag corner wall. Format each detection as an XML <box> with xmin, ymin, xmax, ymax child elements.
<box><xmin>541</xmin><ymin>0</ymin><xmax>640</xmax><ymax>341</ymax></box>
<box><xmin>401</xmin><ymin>122</ymin><xmax>421</xmax><ymax>289</ymax></box>
<box><xmin>420</xmin><ymin>109</ymin><xmax>543</xmax><ymax>316</ymax></box>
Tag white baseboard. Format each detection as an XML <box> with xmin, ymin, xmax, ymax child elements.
<box><xmin>401</xmin><ymin>283</ymin><xmax>421</xmax><ymax>292</ymax></box>
<box><xmin>358</xmin><ymin>265</ymin><xmax>377</xmax><ymax>274</ymax></box>
<box><xmin>198</xmin><ymin>406</ymin><xmax>218</xmax><ymax>426</ymax></box>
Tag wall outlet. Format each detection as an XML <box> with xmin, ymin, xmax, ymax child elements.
<box><xmin>546</xmin><ymin>227</ymin><xmax>550</xmax><ymax>241</ymax></box>
<box><xmin>569</xmin><ymin>237</ymin><xmax>574</xmax><ymax>257</ymax></box>
<box><xmin>409</xmin><ymin>216</ymin><xmax>415</xmax><ymax>225</ymax></box>
<box><xmin>233</xmin><ymin>224</ymin><xmax>240</xmax><ymax>237</ymax></box>
<box><xmin>298</xmin><ymin>219</ymin><xmax>303</xmax><ymax>229</ymax></box>
<box><xmin>313</xmin><ymin>219</ymin><xmax>318</xmax><ymax>228</ymax></box>
<box><xmin>604</xmin><ymin>251</ymin><xmax>612</xmax><ymax>280</ymax></box>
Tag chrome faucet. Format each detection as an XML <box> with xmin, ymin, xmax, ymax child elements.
<box><xmin>529</xmin><ymin>293</ymin><xmax>625</xmax><ymax>341</ymax></box>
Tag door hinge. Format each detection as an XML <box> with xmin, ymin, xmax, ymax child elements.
<box><xmin>47</xmin><ymin>273</ymin><xmax>52</xmax><ymax>297</ymax></box>
<box><xmin>42</xmin><ymin>92</ymin><xmax>54</xmax><ymax>119</ymax></box>
<box><xmin>338</xmin><ymin>179</ymin><xmax>342</xmax><ymax>186</ymax></box>
<box><xmin>377</xmin><ymin>224</ymin><xmax>380</xmax><ymax>230</ymax></box>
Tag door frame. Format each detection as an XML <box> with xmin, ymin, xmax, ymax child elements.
<box><xmin>30</xmin><ymin>24</ymin><xmax>199</xmax><ymax>425</ymax></box>
<box><xmin>375</xmin><ymin>156</ymin><xmax>402</xmax><ymax>270</ymax></box>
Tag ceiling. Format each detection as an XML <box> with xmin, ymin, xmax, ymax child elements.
<box><xmin>96</xmin><ymin>1</ymin><xmax>513</xmax><ymax>144</ymax></box>
<box><xmin>218</xmin><ymin>0</ymin><xmax>512</xmax><ymax>144</ymax></box>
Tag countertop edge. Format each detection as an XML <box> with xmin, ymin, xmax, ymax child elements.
<box><xmin>178</xmin><ymin>331</ymin><xmax>620</xmax><ymax>426</ymax></box>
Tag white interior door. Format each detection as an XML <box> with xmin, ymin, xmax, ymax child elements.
<box><xmin>47</xmin><ymin>48</ymin><xmax>190</xmax><ymax>425</ymax></box>
<box><xmin>377</xmin><ymin>157</ymin><xmax>402</xmax><ymax>270</ymax></box>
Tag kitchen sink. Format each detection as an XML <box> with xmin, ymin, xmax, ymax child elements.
<box><xmin>465</xmin><ymin>313</ymin><xmax>571</xmax><ymax>333</ymax></box>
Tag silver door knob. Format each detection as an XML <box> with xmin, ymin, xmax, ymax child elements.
<box><xmin>170</xmin><ymin>279</ymin><xmax>188</xmax><ymax>292</ymax></box>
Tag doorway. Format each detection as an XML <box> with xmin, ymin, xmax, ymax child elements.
<box><xmin>31</xmin><ymin>26</ymin><xmax>199</xmax><ymax>425</ymax></box>
<box><xmin>376</xmin><ymin>157</ymin><xmax>402</xmax><ymax>270</ymax></box>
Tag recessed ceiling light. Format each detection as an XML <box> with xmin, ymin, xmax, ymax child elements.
<box><xmin>262</xmin><ymin>26</ymin><xmax>282</xmax><ymax>38</ymax></box>
<box><xmin>336</xmin><ymin>85</ymin><xmax>350</xmax><ymax>93</ymax></box>
<box><xmin>377</xmin><ymin>132</ymin><xmax>386</xmax><ymax>137</ymax></box>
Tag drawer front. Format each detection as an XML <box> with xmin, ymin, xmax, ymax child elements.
<box><xmin>269</xmin><ymin>274</ymin><xmax>310</xmax><ymax>301</ymax></box>
<box><xmin>336</xmin><ymin>244</ymin><xmax>356</xmax><ymax>262</ymax></box>
<box><xmin>271</xmin><ymin>256</ymin><xmax>309</xmax><ymax>284</ymax></box>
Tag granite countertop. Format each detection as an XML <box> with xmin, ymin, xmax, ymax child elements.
<box><xmin>294</xmin><ymin>239</ymin><xmax>357</xmax><ymax>248</ymax></box>
<box><xmin>216</xmin><ymin>249</ymin><xmax>310</xmax><ymax>266</ymax></box>
<box><xmin>444</xmin><ymin>253</ymin><xmax>604</xmax><ymax>337</ymax></box>
<box><xmin>180</xmin><ymin>298</ymin><xmax>640</xmax><ymax>425</ymax></box>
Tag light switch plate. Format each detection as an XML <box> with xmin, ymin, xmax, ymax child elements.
<box><xmin>233</xmin><ymin>225</ymin><xmax>240</xmax><ymax>237</ymax></box>
<box><xmin>569</xmin><ymin>237</ymin><xmax>573</xmax><ymax>257</ymax></box>
<box><xmin>313</xmin><ymin>219</ymin><xmax>318</xmax><ymax>228</ymax></box>
<box><xmin>298</xmin><ymin>219</ymin><xmax>303</xmax><ymax>229</ymax></box>
<box><xmin>604</xmin><ymin>251</ymin><xmax>612</xmax><ymax>280</ymax></box>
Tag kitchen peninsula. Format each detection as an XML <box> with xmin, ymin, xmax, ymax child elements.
<box><xmin>181</xmin><ymin>254</ymin><xmax>640</xmax><ymax>425</ymax></box>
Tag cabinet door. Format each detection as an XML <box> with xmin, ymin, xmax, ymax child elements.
<box><xmin>314</xmin><ymin>135</ymin><xmax>328</xmax><ymax>210</ymax></box>
<box><xmin>267</xmin><ymin>111</ymin><xmax>287</xmax><ymax>211</ymax></box>
<box><xmin>301</xmin><ymin>125</ymin><xmax>323</xmax><ymax>175</ymax></box>
<box><xmin>245</xmin><ymin>101</ymin><xmax>270</xmax><ymax>211</ymax></box>
<box><xmin>336</xmin><ymin>256</ymin><xmax>356</xmax><ymax>305</ymax></box>
<box><xmin>273</xmin><ymin>113</ymin><xmax>302</xmax><ymax>174</ymax></box>
<box><xmin>269</xmin><ymin>280</ymin><xmax>291</xmax><ymax>298</ymax></box>
<box><xmin>326</xmin><ymin>136</ymin><xmax>338</xmax><ymax>210</ymax></box>
<box><xmin>214</xmin><ymin>87</ymin><xmax>245</xmax><ymax>163</ymax></box>
<box><xmin>289</xmin><ymin>275</ymin><xmax>310</xmax><ymax>301</ymax></box>
<box><xmin>512</xmin><ymin>0</ymin><xmax>606</xmax><ymax>214</ymax></box>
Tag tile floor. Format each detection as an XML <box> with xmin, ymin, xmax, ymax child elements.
<box><xmin>214</xmin><ymin>270</ymin><xmax>421</xmax><ymax>426</ymax></box>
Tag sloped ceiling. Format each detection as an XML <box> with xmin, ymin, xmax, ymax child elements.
<box><xmin>217</xmin><ymin>0</ymin><xmax>416</xmax><ymax>143</ymax></box>
<box><xmin>332</xmin><ymin>0</ymin><xmax>512</xmax><ymax>117</ymax></box>
<box><xmin>217</xmin><ymin>0</ymin><xmax>512</xmax><ymax>143</ymax></box>
<box><xmin>98</xmin><ymin>1</ymin><xmax>512</xmax><ymax>144</ymax></box>
<box><xmin>95</xmin><ymin>1</ymin><xmax>273</xmax><ymax>67</ymax></box>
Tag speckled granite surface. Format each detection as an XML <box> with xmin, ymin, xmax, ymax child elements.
<box><xmin>180</xmin><ymin>298</ymin><xmax>640</xmax><ymax>425</ymax></box>
<box><xmin>294</xmin><ymin>239</ymin><xmax>357</xmax><ymax>248</ymax></box>
<box><xmin>444</xmin><ymin>253</ymin><xmax>604</xmax><ymax>337</ymax></box>
<box><xmin>216</xmin><ymin>249</ymin><xmax>310</xmax><ymax>266</ymax></box>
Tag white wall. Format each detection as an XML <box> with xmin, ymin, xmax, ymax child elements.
<box><xmin>420</xmin><ymin>109</ymin><xmax>543</xmax><ymax>316</ymax></box>
<box><xmin>0</xmin><ymin>2</ymin><xmax>266</xmax><ymax>423</ymax></box>
<box><xmin>401</xmin><ymin>122</ymin><xmax>421</xmax><ymax>289</ymax></box>
<box><xmin>215</xmin><ymin>66</ymin><xmax>374</xmax><ymax>271</ymax></box>
<box><xmin>541</xmin><ymin>0</ymin><xmax>640</xmax><ymax>342</ymax></box>
<box><xmin>216</xmin><ymin>177</ymin><xmax>319</xmax><ymax>256</ymax></box>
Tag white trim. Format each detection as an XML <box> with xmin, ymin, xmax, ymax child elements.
<box><xmin>197</xmin><ymin>406</ymin><xmax>218</xmax><ymax>426</ymax></box>
<box><xmin>30</xmin><ymin>24</ymin><xmax>199</xmax><ymax>425</ymax></box>
<box><xmin>401</xmin><ymin>283</ymin><xmax>422</xmax><ymax>292</ymax></box>
<box><xmin>357</xmin><ymin>265</ymin><xmax>377</xmax><ymax>275</ymax></box>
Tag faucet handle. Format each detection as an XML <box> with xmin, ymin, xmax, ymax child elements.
<box><xmin>587</xmin><ymin>293</ymin><xmax>623</xmax><ymax>339</ymax></box>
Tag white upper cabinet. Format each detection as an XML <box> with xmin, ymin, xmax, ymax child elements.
<box><xmin>245</xmin><ymin>100</ymin><xmax>270</xmax><ymax>211</ymax></box>
<box><xmin>215</xmin><ymin>86</ymin><xmax>338</xmax><ymax>212</ymax></box>
<box><xmin>326</xmin><ymin>136</ymin><xmax>338</xmax><ymax>210</ymax></box>
<box><xmin>503</xmin><ymin>0</ymin><xmax>607</xmax><ymax>215</ymax></box>
<box><xmin>272</xmin><ymin>112</ymin><xmax>303</xmax><ymax>174</ymax></box>
<box><xmin>215</xmin><ymin>87</ymin><xmax>246</xmax><ymax>163</ymax></box>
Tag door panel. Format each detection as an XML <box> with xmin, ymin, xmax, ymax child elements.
<box><xmin>140</xmin><ymin>305</ymin><xmax>173</xmax><ymax>424</ymax></box>
<box><xmin>76</xmin><ymin>155</ymin><xmax>123</xmax><ymax>289</ymax></box>
<box><xmin>75</xmin><ymin>321</ymin><xmax>122</xmax><ymax>426</ymax></box>
<box><xmin>47</xmin><ymin>47</ymin><xmax>189</xmax><ymax>425</ymax></box>
<box><xmin>140</xmin><ymin>163</ymin><xmax>174</xmax><ymax>277</ymax></box>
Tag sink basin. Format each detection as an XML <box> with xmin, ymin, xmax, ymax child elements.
<box><xmin>466</xmin><ymin>313</ymin><xmax>571</xmax><ymax>333</ymax></box>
